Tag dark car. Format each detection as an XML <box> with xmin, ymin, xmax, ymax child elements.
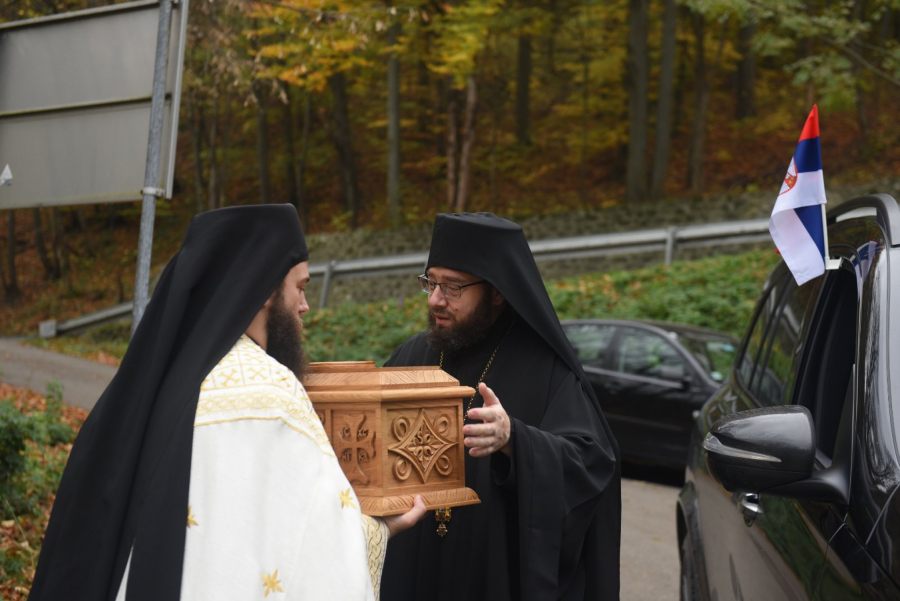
<box><xmin>678</xmin><ymin>194</ymin><xmax>900</xmax><ymax>600</ymax></box>
<box><xmin>561</xmin><ymin>319</ymin><xmax>738</xmax><ymax>469</ymax></box>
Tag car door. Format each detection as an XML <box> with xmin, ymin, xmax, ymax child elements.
<box><xmin>730</xmin><ymin>256</ymin><xmax>861</xmax><ymax>601</ymax></box>
<box><xmin>604</xmin><ymin>326</ymin><xmax>697</xmax><ymax>466</ymax></box>
<box><xmin>803</xmin><ymin>223</ymin><xmax>900</xmax><ymax>599</ymax></box>
<box><xmin>699</xmin><ymin>265</ymin><xmax>837</xmax><ymax>601</ymax></box>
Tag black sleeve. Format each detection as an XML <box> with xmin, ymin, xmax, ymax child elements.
<box><xmin>510</xmin><ymin>372</ymin><xmax>617</xmax><ymax>600</ymax></box>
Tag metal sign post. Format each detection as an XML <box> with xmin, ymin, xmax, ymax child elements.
<box><xmin>132</xmin><ymin>0</ymin><xmax>174</xmax><ymax>335</ymax></box>
<box><xmin>0</xmin><ymin>0</ymin><xmax>189</xmax><ymax>335</ymax></box>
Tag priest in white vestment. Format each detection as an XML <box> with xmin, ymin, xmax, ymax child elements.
<box><xmin>31</xmin><ymin>206</ymin><xmax>424</xmax><ymax>601</ymax></box>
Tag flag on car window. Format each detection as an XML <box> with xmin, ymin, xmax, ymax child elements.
<box><xmin>769</xmin><ymin>105</ymin><xmax>828</xmax><ymax>286</ymax></box>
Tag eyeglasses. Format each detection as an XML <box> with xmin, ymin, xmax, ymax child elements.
<box><xmin>418</xmin><ymin>274</ymin><xmax>487</xmax><ymax>299</ymax></box>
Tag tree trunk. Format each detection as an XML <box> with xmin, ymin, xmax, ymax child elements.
<box><xmin>446</xmin><ymin>88</ymin><xmax>459</xmax><ymax>211</ymax></box>
<box><xmin>580</xmin><ymin>54</ymin><xmax>590</xmax><ymax>207</ymax></box>
<box><xmin>280</xmin><ymin>81</ymin><xmax>300</xmax><ymax>212</ymax></box>
<box><xmin>437</xmin><ymin>76</ymin><xmax>450</xmax><ymax>158</ymax></box>
<box><xmin>50</xmin><ymin>208</ymin><xmax>67</xmax><ymax>280</ymax></box>
<box><xmin>455</xmin><ymin>76</ymin><xmax>477</xmax><ymax>213</ymax></box>
<box><xmin>76</xmin><ymin>208</ymin><xmax>94</xmax><ymax>257</ymax></box>
<box><xmin>735</xmin><ymin>21</ymin><xmax>757</xmax><ymax>119</ymax></box>
<box><xmin>417</xmin><ymin>59</ymin><xmax>431</xmax><ymax>135</ymax></box>
<box><xmin>687</xmin><ymin>12</ymin><xmax>728</xmax><ymax>196</ymax></box>
<box><xmin>516</xmin><ymin>35</ymin><xmax>532</xmax><ymax>145</ymax></box>
<box><xmin>879</xmin><ymin>7</ymin><xmax>894</xmax><ymax>41</ymax></box>
<box><xmin>625</xmin><ymin>0</ymin><xmax>649</xmax><ymax>202</ymax></box>
<box><xmin>4</xmin><ymin>211</ymin><xmax>21</xmax><ymax>303</ymax></box>
<box><xmin>673</xmin><ymin>32</ymin><xmax>689</xmax><ymax>133</ymax></box>
<box><xmin>254</xmin><ymin>80</ymin><xmax>272</xmax><ymax>205</ymax></box>
<box><xmin>853</xmin><ymin>0</ymin><xmax>869</xmax><ymax>140</ymax></box>
<box><xmin>297</xmin><ymin>92</ymin><xmax>312</xmax><ymax>225</ymax></box>
<box><xmin>190</xmin><ymin>92</ymin><xmax>206</xmax><ymax>214</ymax></box>
<box><xmin>489</xmin><ymin>109</ymin><xmax>499</xmax><ymax>214</ymax></box>
<box><xmin>650</xmin><ymin>0</ymin><xmax>677</xmax><ymax>201</ymax></box>
<box><xmin>0</xmin><ymin>230</ymin><xmax>7</xmax><ymax>291</ymax></box>
<box><xmin>687</xmin><ymin>11</ymin><xmax>707</xmax><ymax>195</ymax></box>
<box><xmin>32</xmin><ymin>208</ymin><xmax>58</xmax><ymax>280</ymax></box>
<box><xmin>208</xmin><ymin>90</ymin><xmax>220</xmax><ymax>210</ymax></box>
<box><xmin>218</xmin><ymin>92</ymin><xmax>230</xmax><ymax>208</ymax></box>
<box><xmin>329</xmin><ymin>71</ymin><xmax>361</xmax><ymax>229</ymax></box>
<box><xmin>387</xmin><ymin>23</ymin><xmax>402</xmax><ymax>226</ymax></box>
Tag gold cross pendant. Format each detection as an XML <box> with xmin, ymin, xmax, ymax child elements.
<box><xmin>435</xmin><ymin>507</ymin><xmax>451</xmax><ymax>537</ymax></box>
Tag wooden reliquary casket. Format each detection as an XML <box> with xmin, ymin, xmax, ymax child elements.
<box><xmin>305</xmin><ymin>361</ymin><xmax>480</xmax><ymax>516</ymax></box>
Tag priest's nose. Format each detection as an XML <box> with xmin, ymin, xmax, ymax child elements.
<box><xmin>428</xmin><ymin>287</ymin><xmax>449</xmax><ymax>309</ymax></box>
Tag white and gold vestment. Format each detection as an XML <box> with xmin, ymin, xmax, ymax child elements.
<box><xmin>117</xmin><ymin>335</ymin><xmax>388</xmax><ymax>600</ymax></box>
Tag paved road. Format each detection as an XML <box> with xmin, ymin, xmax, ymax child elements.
<box><xmin>0</xmin><ymin>338</ymin><xmax>682</xmax><ymax>600</ymax></box>
<box><xmin>621</xmin><ymin>477</ymin><xmax>680</xmax><ymax>600</ymax></box>
<box><xmin>0</xmin><ymin>338</ymin><xmax>117</xmax><ymax>411</ymax></box>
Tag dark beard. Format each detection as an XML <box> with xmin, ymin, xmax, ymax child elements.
<box><xmin>266</xmin><ymin>291</ymin><xmax>308</xmax><ymax>382</ymax></box>
<box><xmin>425</xmin><ymin>290</ymin><xmax>495</xmax><ymax>354</ymax></box>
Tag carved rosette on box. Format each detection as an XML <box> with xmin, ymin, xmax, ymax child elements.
<box><xmin>306</xmin><ymin>361</ymin><xmax>480</xmax><ymax>516</ymax></box>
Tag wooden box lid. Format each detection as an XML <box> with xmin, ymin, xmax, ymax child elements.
<box><xmin>305</xmin><ymin>361</ymin><xmax>475</xmax><ymax>403</ymax></box>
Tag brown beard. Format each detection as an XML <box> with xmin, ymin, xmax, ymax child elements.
<box><xmin>266</xmin><ymin>286</ymin><xmax>308</xmax><ymax>382</ymax></box>
<box><xmin>425</xmin><ymin>288</ymin><xmax>495</xmax><ymax>354</ymax></box>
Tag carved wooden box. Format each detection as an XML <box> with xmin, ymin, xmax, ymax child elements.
<box><xmin>306</xmin><ymin>361</ymin><xmax>480</xmax><ymax>516</ymax></box>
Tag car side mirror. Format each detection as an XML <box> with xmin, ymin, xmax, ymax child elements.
<box><xmin>703</xmin><ymin>406</ymin><xmax>815</xmax><ymax>494</ymax></box>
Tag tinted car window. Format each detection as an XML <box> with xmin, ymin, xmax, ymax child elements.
<box><xmin>738</xmin><ymin>300</ymin><xmax>768</xmax><ymax>386</ymax></box>
<box><xmin>679</xmin><ymin>336</ymin><xmax>736</xmax><ymax>382</ymax></box>
<box><xmin>563</xmin><ymin>324</ymin><xmax>616</xmax><ymax>368</ymax></box>
<box><xmin>752</xmin><ymin>286</ymin><xmax>799</xmax><ymax>406</ymax></box>
<box><xmin>617</xmin><ymin>328</ymin><xmax>685</xmax><ymax>381</ymax></box>
<box><xmin>736</xmin><ymin>274</ymin><xmax>790</xmax><ymax>394</ymax></box>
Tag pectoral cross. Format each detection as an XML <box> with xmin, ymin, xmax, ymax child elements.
<box><xmin>435</xmin><ymin>507</ymin><xmax>451</xmax><ymax>537</ymax></box>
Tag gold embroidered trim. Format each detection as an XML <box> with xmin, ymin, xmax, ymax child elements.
<box><xmin>200</xmin><ymin>335</ymin><xmax>306</xmax><ymax>401</ymax></box>
<box><xmin>193</xmin><ymin>416</ymin><xmax>335</xmax><ymax>458</ymax></box>
<box><xmin>195</xmin><ymin>335</ymin><xmax>331</xmax><ymax>454</ymax></box>
<box><xmin>361</xmin><ymin>515</ymin><xmax>389</xmax><ymax>601</ymax></box>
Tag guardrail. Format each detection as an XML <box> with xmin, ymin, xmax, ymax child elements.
<box><xmin>38</xmin><ymin>217</ymin><xmax>771</xmax><ymax>338</ymax></box>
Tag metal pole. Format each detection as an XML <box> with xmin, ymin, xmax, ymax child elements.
<box><xmin>131</xmin><ymin>0</ymin><xmax>174</xmax><ymax>337</ymax></box>
<box><xmin>319</xmin><ymin>260</ymin><xmax>337</xmax><ymax>309</ymax></box>
<box><xmin>664</xmin><ymin>226</ymin><xmax>677</xmax><ymax>265</ymax></box>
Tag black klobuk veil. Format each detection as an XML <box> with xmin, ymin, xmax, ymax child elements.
<box><xmin>29</xmin><ymin>204</ymin><xmax>308</xmax><ymax>601</ymax></box>
<box><xmin>426</xmin><ymin>212</ymin><xmax>622</xmax><ymax>598</ymax></box>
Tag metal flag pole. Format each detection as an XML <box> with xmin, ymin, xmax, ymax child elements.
<box><xmin>132</xmin><ymin>0</ymin><xmax>175</xmax><ymax>337</ymax></box>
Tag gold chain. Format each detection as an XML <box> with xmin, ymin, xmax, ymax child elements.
<box><xmin>439</xmin><ymin>315</ymin><xmax>514</xmax><ymax>422</ymax></box>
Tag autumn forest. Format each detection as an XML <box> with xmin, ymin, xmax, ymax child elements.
<box><xmin>2</xmin><ymin>0</ymin><xmax>900</xmax><ymax>321</ymax></box>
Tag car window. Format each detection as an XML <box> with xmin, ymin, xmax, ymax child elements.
<box><xmin>680</xmin><ymin>336</ymin><xmax>737</xmax><ymax>382</ymax></box>
<box><xmin>563</xmin><ymin>324</ymin><xmax>616</xmax><ymax>368</ymax></box>
<box><xmin>751</xmin><ymin>285</ymin><xmax>801</xmax><ymax>406</ymax></box>
<box><xmin>737</xmin><ymin>285</ymin><xmax>778</xmax><ymax>388</ymax></box>
<box><xmin>617</xmin><ymin>328</ymin><xmax>685</xmax><ymax>381</ymax></box>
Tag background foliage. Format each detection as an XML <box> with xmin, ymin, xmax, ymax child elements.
<box><xmin>0</xmin><ymin>383</ymin><xmax>85</xmax><ymax>600</ymax></box>
<box><xmin>1</xmin><ymin>0</ymin><xmax>900</xmax><ymax>331</ymax></box>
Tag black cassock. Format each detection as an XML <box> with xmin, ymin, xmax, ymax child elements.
<box><xmin>381</xmin><ymin>308</ymin><xmax>620</xmax><ymax>600</ymax></box>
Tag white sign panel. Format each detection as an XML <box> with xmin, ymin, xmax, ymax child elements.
<box><xmin>0</xmin><ymin>0</ymin><xmax>188</xmax><ymax>208</ymax></box>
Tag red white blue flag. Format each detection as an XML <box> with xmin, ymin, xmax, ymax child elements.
<box><xmin>769</xmin><ymin>105</ymin><xmax>828</xmax><ymax>286</ymax></box>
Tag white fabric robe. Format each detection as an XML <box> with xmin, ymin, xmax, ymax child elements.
<box><xmin>116</xmin><ymin>335</ymin><xmax>388</xmax><ymax>600</ymax></box>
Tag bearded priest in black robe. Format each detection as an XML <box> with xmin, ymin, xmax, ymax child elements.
<box><xmin>380</xmin><ymin>212</ymin><xmax>621</xmax><ymax>600</ymax></box>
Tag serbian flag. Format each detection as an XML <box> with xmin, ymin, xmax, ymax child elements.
<box><xmin>769</xmin><ymin>105</ymin><xmax>828</xmax><ymax>286</ymax></box>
